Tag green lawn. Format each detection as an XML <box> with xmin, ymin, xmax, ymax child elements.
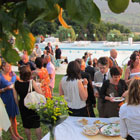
<box><xmin>2</xmin><ymin>74</ymin><xmax>98</xmax><ymax>140</ymax></box>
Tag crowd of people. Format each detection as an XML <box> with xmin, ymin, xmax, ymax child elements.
<box><xmin>0</xmin><ymin>43</ymin><xmax>140</xmax><ymax>140</ymax></box>
<box><xmin>59</xmin><ymin>49</ymin><xmax>140</xmax><ymax>140</ymax></box>
<box><xmin>0</xmin><ymin>43</ymin><xmax>57</xmax><ymax>140</ymax></box>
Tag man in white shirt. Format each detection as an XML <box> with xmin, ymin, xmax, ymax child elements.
<box><xmin>45</xmin><ymin>55</ymin><xmax>55</xmax><ymax>94</ymax></box>
<box><xmin>35</xmin><ymin>44</ymin><xmax>42</xmax><ymax>57</ymax></box>
<box><xmin>94</xmin><ymin>57</ymin><xmax>111</xmax><ymax>117</ymax></box>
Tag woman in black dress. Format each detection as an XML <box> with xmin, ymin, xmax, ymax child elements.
<box><xmin>100</xmin><ymin>66</ymin><xmax>128</xmax><ymax>118</ymax></box>
<box><xmin>13</xmin><ymin>65</ymin><xmax>43</xmax><ymax>140</ymax></box>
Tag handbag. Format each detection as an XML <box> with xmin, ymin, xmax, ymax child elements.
<box><xmin>24</xmin><ymin>80</ymin><xmax>46</xmax><ymax>109</ymax></box>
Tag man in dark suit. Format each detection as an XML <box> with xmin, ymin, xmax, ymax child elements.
<box><xmin>45</xmin><ymin>42</ymin><xmax>53</xmax><ymax>55</ymax></box>
<box><xmin>94</xmin><ymin>57</ymin><xmax>111</xmax><ymax>117</ymax></box>
<box><xmin>76</xmin><ymin>58</ymin><xmax>96</xmax><ymax>117</ymax></box>
<box><xmin>85</xmin><ymin>60</ymin><xmax>95</xmax><ymax>81</ymax></box>
<box><xmin>109</xmin><ymin>49</ymin><xmax>118</xmax><ymax>67</ymax></box>
<box><xmin>55</xmin><ymin>45</ymin><xmax>61</xmax><ymax>60</ymax></box>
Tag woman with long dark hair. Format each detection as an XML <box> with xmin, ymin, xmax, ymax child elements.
<box><xmin>125</xmin><ymin>53</ymin><xmax>140</xmax><ymax>85</ymax></box>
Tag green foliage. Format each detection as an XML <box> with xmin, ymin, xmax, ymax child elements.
<box><xmin>133</xmin><ymin>34</ymin><xmax>140</xmax><ymax>41</ymax></box>
<box><xmin>27</xmin><ymin>0</ymin><xmax>47</xmax><ymax>9</ymax></box>
<box><xmin>107</xmin><ymin>29</ymin><xmax>124</xmax><ymax>41</ymax></box>
<box><xmin>108</xmin><ymin>0</ymin><xmax>129</xmax><ymax>14</ymax></box>
<box><xmin>0</xmin><ymin>0</ymin><xmax>137</xmax><ymax>63</ymax></box>
<box><xmin>31</xmin><ymin>20</ymin><xmax>58</xmax><ymax>36</ymax></box>
<box><xmin>132</xmin><ymin>0</ymin><xmax>140</xmax><ymax>2</ymax></box>
<box><xmin>53</xmin><ymin>75</ymin><xmax>63</xmax><ymax>94</ymax></box>
<box><xmin>55</xmin><ymin>26</ymin><xmax>76</xmax><ymax>41</ymax></box>
<box><xmin>0</xmin><ymin>37</ymin><xmax>20</xmax><ymax>64</ymax></box>
<box><xmin>71</xmin><ymin>21</ymin><xmax>131</xmax><ymax>41</ymax></box>
<box><xmin>43</xmin><ymin>4</ymin><xmax>60</xmax><ymax>22</ymax></box>
<box><xmin>15</xmin><ymin>26</ymin><xmax>34</xmax><ymax>54</ymax></box>
<box><xmin>31</xmin><ymin>17</ymin><xmax>131</xmax><ymax>42</ymax></box>
<box><xmin>66</xmin><ymin>0</ymin><xmax>101</xmax><ymax>25</ymax></box>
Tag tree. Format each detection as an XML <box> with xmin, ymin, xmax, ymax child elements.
<box><xmin>55</xmin><ymin>26</ymin><xmax>76</xmax><ymax>42</ymax></box>
<box><xmin>0</xmin><ymin>0</ymin><xmax>140</xmax><ymax>63</ymax></box>
<box><xmin>30</xmin><ymin>20</ymin><xmax>58</xmax><ymax>36</ymax></box>
<box><xmin>107</xmin><ymin>29</ymin><xmax>124</xmax><ymax>41</ymax></box>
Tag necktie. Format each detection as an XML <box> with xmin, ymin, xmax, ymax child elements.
<box><xmin>114</xmin><ymin>60</ymin><xmax>118</xmax><ymax>66</ymax></box>
<box><xmin>103</xmin><ymin>74</ymin><xmax>106</xmax><ymax>82</ymax></box>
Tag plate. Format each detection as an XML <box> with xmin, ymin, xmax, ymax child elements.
<box><xmin>94</xmin><ymin>82</ymin><xmax>103</xmax><ymax>87</ymax></box>
<box><xmin>83</xmin><ymin>125</ymin><xmax>99</xmax><ymax>136</ymax></box>
<box><xmin>76</xmin><ymin>118</ymin><xmax>88</xmax><ymax>127</ymax></box>
<box><xmin>112</xmin><ymin>97</ymin><xmax>125</xmax><ymax>102</ymax></box>
<box><xmin>100</xmin><ymin>123</ymin><xmax>120</xmax><ymax>136</ymax></box>
<box><xmin>93</xmin><ymin>120</ymin><xmax>108</xmax><ymax>128</ymax></box>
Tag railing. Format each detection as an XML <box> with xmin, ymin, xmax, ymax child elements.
<box><xmin>122</xmin><ymin>56</ymin><xmax>129</xmax><ymax>66</ymax></box>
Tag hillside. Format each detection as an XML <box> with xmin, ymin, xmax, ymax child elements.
<box><xmin>95</xmin><ymin>0</ymin><xmax>140</xmax><ymax>31</ymax></box>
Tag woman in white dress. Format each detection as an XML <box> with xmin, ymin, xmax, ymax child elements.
<box><xmin>59</xmin><ymin>61</ymin><xmax>88</xmax><ymax>117</ymax></box>
<box><xmin>119</xmin><ymin>78</ymin><xmax>140</xmax><ymax>140</ymax></box>
<box><xmin>125</xmin><ymin>53</ymin><xmax>140</xmax><ymax>85</ymax></box>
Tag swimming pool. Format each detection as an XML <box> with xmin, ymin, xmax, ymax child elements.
<box><xmin>39</xmin><ymin>42</ymin><xmax>140</xmax><ymax>66</ymax></box>
<box><xmin>60</xmin><ymin>42</ymin><xmax>139</xmax><ymax>50</ymax></box>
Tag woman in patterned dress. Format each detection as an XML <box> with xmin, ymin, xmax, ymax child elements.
<box><xmin>32</xmin><ymin>57</ymin><xmax>51</xmax><ymax>98</ymax></box>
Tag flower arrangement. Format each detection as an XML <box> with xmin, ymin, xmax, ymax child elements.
<box><xmin>30</xmin><ymin>96</ymin><xmax>69</xmax><ymax>140</ymax></box>
<box><xmin>38</xmin><ymin>96</ymin><xmax>69</xmax><ymax>125</ymax></box>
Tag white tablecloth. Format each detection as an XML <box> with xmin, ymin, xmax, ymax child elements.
<box><xmin>42</xmin><ymin>116</ymin><xmax>125</xmax><ymax>140</ymax></box>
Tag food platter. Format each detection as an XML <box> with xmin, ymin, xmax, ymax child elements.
<box><xmin>100</xmin><ymin>123</ymin><xmax>120</xmax><ymax>136</ymax></box>
<box><xmin>76</xmin><ymin>118</ymin><xmax>88</xmax><ymax>127</ymax></box>
<box><xmin>112</xmin><ymin>97</ymin><xmax>125</xmax><ymax>102</ymax></box>
<box><xmin>83</xmin><ymin>125</ymin><xmax>99</xmax><ymax>136</ymax></box>
<box><xmin>93</xmin><ymin>120</ymin><xmax>107</xmax><ymax>128</ymax></box>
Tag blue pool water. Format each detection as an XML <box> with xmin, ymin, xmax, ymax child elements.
<box><xmin>40</xmin><ymin>42</ymin><xmax>140</xmax><ymax>51</ymax></box>
<box><xmin>39</xmin><ymin>42</ymin><xmax>140</xmax><ymax>66</ymax></box>
<box><xmin>58</xmin><ymin>42</ymin><xmax>140</xmax><ymax>51</ymax></box>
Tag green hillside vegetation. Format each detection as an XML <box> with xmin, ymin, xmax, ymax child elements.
<box><xmin>1</xmin><ymin>0</ymin><xmax>140</xmax><ymax>63</ymax></box>
<box><xmin>30</xmin><ymin>18</ymin><xmax>132</xmax><ymax>41</ymax></box>
<box><xmin>102</xmin><ymin>13</ymin><xmax>140</xmax><ymax>32</ymax></box>
<box><xmin>95</xmin><ymin>0</ymin><xmax>140</xmax><ymax>32</ymax></box>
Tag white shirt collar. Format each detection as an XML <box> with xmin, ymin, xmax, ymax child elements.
<box><xmin>111</xmin><ymin>56</ymin><xmax>116</xmax><ymax>61</ymax></box>
<box><xmin>102</xmin><ymin>70</ymin><xmax>109</xmax><ymax>79</ymax></box>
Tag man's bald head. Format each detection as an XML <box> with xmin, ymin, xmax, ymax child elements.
<box><xmin>22</xmin><ymin>54</ymin><xmax>29</xmax><ymax>64</ymax></box>
<box><xmin>44</xmin><ymin>55</ymin><xmax>51</xmax><ymax>63</ymax></box>
<box><xmin>110</xmin><ymin>49</ymin><xmax>117</xmax><ymax>59</ymax></box>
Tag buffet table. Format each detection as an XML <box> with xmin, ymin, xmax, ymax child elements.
<box><xmin>42</xmin><ymin>116</ymin><xmax>125</xmax><ymax>140</ymax></box>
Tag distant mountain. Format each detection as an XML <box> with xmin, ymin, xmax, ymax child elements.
<box><xmin>94</xmin><ymin>0</ymin><xmax>140</xmax><ymax>32</ymax></box>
